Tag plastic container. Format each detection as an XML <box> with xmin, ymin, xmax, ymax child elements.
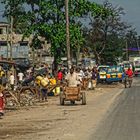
<box><xmin>36</xmin><ymin>76</ymin><xmax>48</xmax><ymax>87</ymax></box>
<box><xmin>55</xmin><ymin>87</ymin><xmax>60</xmax><ymax>95</ymax></box>
<box><xmin>49</xmin><ymin>78</ymin><xmax>56</xmax><ymax>85</ymax></box>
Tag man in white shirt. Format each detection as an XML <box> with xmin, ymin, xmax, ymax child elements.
<box><xmin>9</xmin><ymin>73</ymin><xmax>15</xmax><ymax>90</ymax></box>
<box><xmin>65</xmin><ymin>68</ymin><xmax>79</xmax><ymax>87</ymax></box>
<box><xmin>18</xmin><ymin>72</ymin><xmax>24</xmax><ymax>84</ymax></box>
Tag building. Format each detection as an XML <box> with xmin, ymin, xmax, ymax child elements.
<box><xmin>0</xmin><ymin>22</ymin><xmax>29</xmax><ymax>59</ymax></box>
<box><xmin>0</xmin><ymin>22</ymin><xmax>52</xmax><ymax>63</ymax></box>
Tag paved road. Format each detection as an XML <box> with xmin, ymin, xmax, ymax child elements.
<box><xmin>91</xmin><ymin>77</ymin><xmax>140</xmax><ymax>140</ymax></box>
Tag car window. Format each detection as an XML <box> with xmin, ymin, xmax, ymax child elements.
<box><xmin>98</xmin><ymin>67</ymin><xmax>108</xmax><ymax>72</ymax></box>
<box><xmin>108</xmin><ymin>67</ymin><xmax>121</xmax><ymax>73</ymax></box>
<box><xmin>108</xmin><ymin>68</ymin><xmax>112</xmax><ymax>73</ymax></box>
<box><xmin>124</xmin><ymin>64</ymin><xmax>130</xmax><ymax>68</ymax></box>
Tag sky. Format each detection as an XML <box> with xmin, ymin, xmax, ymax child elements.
<box><xmin>93</xmin><ymin>0</ymin><xmax>140</xmax><ymax>34</ymax></box>
<box><xmin>0</xmin><ymin>0</ymin><xmax>140</xmax><ymax>34</ymax></box>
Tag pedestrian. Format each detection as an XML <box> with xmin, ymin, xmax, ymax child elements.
<box><xmin>9</xmin><ymin>73</ymin><xmax>15</xmax><ymax>90</ymax></box>
<box><xmin>65</xmin><ymin>68</ymin><xmax>78</xmax><ymax>87</ymax></box>
<box><xmin>125</xmin><ymin>66</ymin><xmax>133</xmax><ymax>87</ymax></box>
<box><xmin>87</xmin><ymin>68</ymin><xmax>92</xmax><ymax>90</ymax></box>
<box><xmin>91</xmin><ymin>67</ymin><xmax>97</xmax><ymax>90</ymax></box>
<box><xmin>76</xmin><ymin>68</ymin><xmax>83</xmax><ymax>87</ymax></box>
<box><xmin>26</xmin><ymin>67</ymin><xmax>33</xmax><ymax>76</ymax></box>
<box><xmin>0</xmin><ymin>66</ymin><xmax>4</xmax><ymax>85</ymax></box>
<box><xmin>17</xmin><ymin>71</ymin><xmax>24</xmax><ymax>85</ymax></box>
<box><xmin>41</xmin><ymin>74</ymin><xmax>49</xmax><ymax>101</ymax></box>
<box><xmin>57</xmin><ymin>69</ymin><xmax>63</xmax><ymax>83</ymax></box>
<box><xmin>1</xmin><ymin>73</ymin><xmax>7</xmax><ymax>88</ymax></box>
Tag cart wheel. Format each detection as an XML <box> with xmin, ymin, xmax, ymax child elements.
<box><xmin>70</xmin><ymin>101</ymin><xmax>75</xmax><ymax>104</ymax></box>
<box><xmin>60</xmin><ymin>92</ymin><xmax>64</xmax><ymax>105</ymax></box>
<box><xmin>81</xmin><ymin>92</ymin><xmax>86</xmax><ymax>105</ymax></box>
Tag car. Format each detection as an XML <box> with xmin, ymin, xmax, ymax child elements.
<box><xmin>106</xmin><ymin>65</ymin><xmax>125</xmax><ymax>83</ymax></box>
<box><xmin>97</xmin><ymin>65</ymin><xmax>109</xmax><ymax>83</ymax></box>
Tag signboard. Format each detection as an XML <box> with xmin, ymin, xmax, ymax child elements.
<box><xmin>123</xmin><ymin>48</ymin><xmax>140</xmax><ymax>51</ymax></box>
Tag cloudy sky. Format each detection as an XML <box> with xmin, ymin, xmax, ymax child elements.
<box><xmin>0</xmin><ymin>0</ymin><xmax>140</xmax><ymax>33</ymax></box>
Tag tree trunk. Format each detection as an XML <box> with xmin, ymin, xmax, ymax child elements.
<box><xmin>93</xmin><ymin>49</ymin><xmax>101</xmax><ymax>65</ymax></box>
<box><xmin>76</xmin><ymin>46</ymin><xmax>80</xmax><ymax>66</ymax></box>
<box><xmin>52</xmin><ymin>58</ymin><xmax>58</xmax><ymax>76</ymax></box>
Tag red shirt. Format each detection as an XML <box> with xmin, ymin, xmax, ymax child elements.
<box><xmin>57</xmin><ymin>72</ymin><xmax>63</xmax><ymax>80</ymax></box>
<box><xmin>126</xmin><ymin>69</ymin><xmax>133</xmax><ymax>78</ymax></box>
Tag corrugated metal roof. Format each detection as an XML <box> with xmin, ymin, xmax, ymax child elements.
<box><xmin>0</xmin><ymin>22</ymin><xmax>9</xmax><ymax>27</ymax></box>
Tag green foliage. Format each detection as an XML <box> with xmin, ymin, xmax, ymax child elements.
<box><xmin>31</xmin><ymin>35</ymin><xmax>43</xmax><ymax>50</ymax></box>
<box><xmin>21</xmin><ymin>0</ymin><xmax>98</xmax><ymax>59</ymax></box>
<box><xmin>85</xmin><ymin>0</ymin><xmax>133</xmax><ymax>64</ymax></box>
<box><xmin>1</xmin><ymin>0</ymin><xmax>26</xmax><ymax>33</ymax></box>
<box><xmin>102</xmin><ymin>34</ymin><xmax>125</xmax><ymax>63</ymax></box>
<box><xmin>1</xmin><ymin>0</ymin><xmax>119</xmax><ymax>65</ymax></box>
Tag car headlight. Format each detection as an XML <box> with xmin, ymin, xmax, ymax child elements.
<box><xmin>107</xmin><ymin>74</ymin><xmax>111</xmax><ymax>78</ymax></box>
<box><xmin>118</xmin><ymin>73</ymin><xmax>122</xmax><ymax>78</ymax></box>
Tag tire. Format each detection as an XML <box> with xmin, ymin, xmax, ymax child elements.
<box><xmin>60</xmin><ymin>92</ymin><xmax>64</xmax><ymax>105</ymax></box>
<box><xmin>81</xmin><ymin>92</ymin><xmax>86</xmax><ymax>105</ymax></box>
<box><xmin>70</xmin><ymin>101</ymin><xmax>75</xmax><ymax>104</ymax></box>
<box><xmin>119</xmin><ymin>80</ymin><xmax>122</xmax><ymax>83</ymax></box>
<box><xmin>107</xmin><ymin>81</ymin><xmax>112</xmax><ymax>85</ymax></box>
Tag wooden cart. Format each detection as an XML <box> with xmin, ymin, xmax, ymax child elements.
<box><xmin>60</xmin><ymin>87</ymin><xmax>86</xmax><ymax>105</ymax></box>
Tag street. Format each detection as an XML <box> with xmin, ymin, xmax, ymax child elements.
<box><xmin>0</xmin><ymin>83</ymin><xmax>123</xmax><ymax>140</ymax></box>
<box><xmin>91</xmin><ymin>77</ymin><xmax>140</xmax><ymax>140</ymax></box>
<box><xmin>0</xmin><ymin>0</ymin><xmax>140</xmax><ymax>140</ymax></box>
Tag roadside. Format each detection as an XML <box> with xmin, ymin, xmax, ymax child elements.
<box><xmin>0</xmin><ymin>84</ymin><xmax>124</xmax><ymax>140</ymax></box>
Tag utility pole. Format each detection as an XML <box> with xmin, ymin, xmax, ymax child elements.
<box><xmin>6</xmin><ymin>24</ymin><xmax>9</xmax><ymax>60</ymax></box>
<box><xmin>10</xmin><ymin>15</ymin><xmax>13</xmax><ymax>61</ymax></box>
<box><xmin>65</xmin><ymin>0</ymin><xmax>71</xmax><ymax>69</ymax></box>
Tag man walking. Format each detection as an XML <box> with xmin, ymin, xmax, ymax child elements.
<box><xmin>9</xmin><ymin>73</ymin><xmax>15</xmax><ymax>90</ymax></box>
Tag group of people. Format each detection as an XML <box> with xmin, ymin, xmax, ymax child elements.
<box><xmin>0</xmin><ymin>63</ymin><xmax>99</xmax><ymax>117</ymax></box>
<box><xmin>0</xmin><ymin>68</ymin><xmax>28</xmax><ymax>91</ymax></box>
<box><xmin>64</xmin><ymin>67</ymin><xmax>98</xmax><ymax>90</ymax></box>
<box><xmin>35</xmin><ymin>66</ymin><xmax>98</xmax><ymax>101</ymax></box>
<box><xmin>0</xmin><ymin>61</ymin><xmax>134</xmax><ymax>118</ymax></box>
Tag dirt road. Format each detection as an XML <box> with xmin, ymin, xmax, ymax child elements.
<box><xmin>0</xmin><ymin>85</ymin><xmax>123</xmax><ymax>140</ymax></box>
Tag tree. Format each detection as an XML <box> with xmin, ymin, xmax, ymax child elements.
<box><xmin>85</xmin><ymin>0</ymin><xmax>132</xmax><ymax>64</ymax></box>
<box><xmin>1</xmin><ymin>0</ymin><xmax>27</xmax><ymax>33</ymax></box>
<box><xmin>21</xmin><ymin>0</ymin><xmax>106</xmax><ymax>69</ymax></box>
<box><xmin>2</xmin><ymin>0</ymin><xmax>111</xmax><ymax>67</ymax></box>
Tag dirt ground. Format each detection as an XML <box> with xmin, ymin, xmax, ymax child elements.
<box><xmin>0</xmin><ymin>84</ymin><xmax>124</xmax><ymax>140</ymax></box>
